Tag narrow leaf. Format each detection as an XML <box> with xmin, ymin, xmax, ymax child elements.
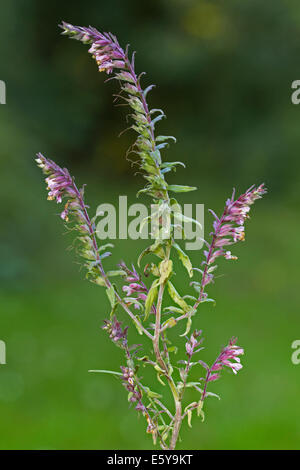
<box><xmin>173</xmin><ymin>242</ymin><xmax>193</xmax><ymax>278</ymax></box>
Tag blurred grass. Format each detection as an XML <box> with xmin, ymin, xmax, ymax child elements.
<box><xmin>1</xmin><ymin>0</ymin><xmax>300</xmax><ymax>450</ymax></box>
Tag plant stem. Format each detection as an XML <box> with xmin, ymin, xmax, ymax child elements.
<box><xmin>72</xmin><ymin>182</ymin><xmax>153</xmax><ymax>340</ymax></box>
<box><xmin>169</xmin><ymin>398</ymin><xmax>182</xmax><ymax>450</ymax></box>
<box><xmin>151</xmin><ymin>243</ymin><xmax>182</xmax><ymax>449</ymax></box>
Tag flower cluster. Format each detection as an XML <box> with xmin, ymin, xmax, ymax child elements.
<box><xmin>185</xmin><ymin>330</ymin><xmax>203</xmax><ymax>358</ymax></box>
<box><xmin>102</xmin><ymin>316</ymin><xmax>128</xmax><ymax>346</ymax></box>
<box><xmin>60</xmin><ymin>22</ymin><xmax>181</xmax><ymax>202</ymax></box>
<box><xmin>197</xmin><ymin>184</ymin><xmax>266</xmax><ymax>295</ymax></box>
<box><xmin>36</xmin><ymin>153</ymin><xmax>74</xmax><ymax>215</ymax></box>
<box><xmin>120</xmin><ymin>366</ymin><xmax>145</xmax><ymax>410</ymax></box>
<box><xmin>207</xmin><ymin>337</ymin><xmax>244</xmax><ymax>383</ymax></box>
<box><xmin>60</xmin><ymin>22</ymin><xmax>126</xmax><ymax>75</ymax></box>
<box><xmin>207</xmin><ymin>184</ymin><xmax>266</xmax><ymax>265</ymax></box>
<box><xmin>119</xmin><ymin>262</ymin><xmax>149</xmax><ymax>310</ymax></box>
<box><xmin>36</xmin><ymin>153</ymin><xmax>107</xmax><ymax>284</ymax></box>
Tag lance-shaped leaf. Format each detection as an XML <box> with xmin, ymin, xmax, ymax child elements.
<box><xmin>155</xmin><ymin>135</ymin><xmax>177</xmax><ymax>143</ymax></box>
<box><xmin>168</xmin><ymin>185</ymin><xmax>197</xmax><ymax>193</ymax></box>
<box><xmin>88</xmin><ymin>369</ymin><xmax>122</xmax><ymax>376</ymax></box>
<box><xmin>167</xmin><ymin>281</ymin><xmax>191</xmax><ymax>312</ymax></box>
<box><xmin>173</xmin><ymin>242</ymin><xmax>193</xmax><ymax>278</ymax></box>
<box><xmin>159</xmin><ymin>259</ymin><xmax>173</xmax><ymax>284</ymax></box>
<box><xmin>164</xmin><ymin>306</ymin><xmax>185</xmax><ymax>314</ymax></box>
<box><xmin>138</xmin><ymin>241</ymin><xmax>165</xmax><ymax>267</ymax></box>
<box><xmin>161</xmin><ymin>316</ymin><xmax>177</xmax><ymax>329</ymax></box>
<box><xmin>197</xmin><ymin>400</ymin><xmax>205</xmax><ymax>421</ymax></box>
<box><xmin>106</xmin><ymin>286</ymin><xmax>116</xmax><ymax>310</ymax></box>
<box><xmin>180</xmin><ymin>315</ymin><xmax>192</xmax><ymax>337</ymax></box>
<box><xmin>144</xmin><ymin>280</ymin><xmax>159</xmax><ymax>321</ymax></box>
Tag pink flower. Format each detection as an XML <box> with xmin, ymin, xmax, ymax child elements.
<box><xmin>207</xmin><ymin>373</ymin><xmax>220</xmax><ymax>382</ymax></box>
<box><xmin>198</xmin><ymin>184</ymin><xmax>266</xmax><ymax>294</ymax></box>
<box><xmin>211</xmin><ymin>337</ymin><xmax>244</xmax><ymax>378</ymax></box>
<box><xmin>201</xmin><ymin>337</ymin><xmax>244</xmax><ymax>402</ymax></box>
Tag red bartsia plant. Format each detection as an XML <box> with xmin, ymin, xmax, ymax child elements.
<box><xmin>35</xmin><ymin>22</ymin><xmax>266</xmax><ymax>449</ymax></box>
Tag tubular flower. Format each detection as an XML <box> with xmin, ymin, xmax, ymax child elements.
<box><xmin>102</xmin><ymin>316</ymin><xmax>128</xmax><ymax>346</ymax></box>
<box><xmin>59</xmin><ymin>22</ymin><xmax>181</xmax><ymax>201</ymax></box>
<box><xmin>206</xmin><ymin>184</ymin><xmax>266</xmax><ymax>266</ymax></box>
<box><xmin>120</xmin><ymin>366</ymin><xmax>157</xmax><ymax>436</ymax></box>
<box><xmin>36</xmin><ymin>153</ymin><xmax>108</xmax><ymax>284</ymax></box>
<box><xmin>119</xmin><ymin>262</ymin><xmax>149</xmax><ymax>310</ymax></box>
<box><xmin>195</xmin><ymin>184</ymin><xmax>266</xmax><ymax>301</ymax></box>
<box><xmin>60</xmin><ymin>22</ymin><xmax>125</xmax><ymax>74</ymax></box>
<box><xmin>185</xmin><ymin>330</ymin><xmax>203</xmax><ymax>358</ymax></box>
<box><xmin>205</xmin><ymin>337</ymin><xmax>244</xmax><ymax>386</ymax></box>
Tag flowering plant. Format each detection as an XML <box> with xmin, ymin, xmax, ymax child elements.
<box><xmin>35</xmin><ymin>22</ymin><xmax>266</xmax><ymax>449</ymax></box>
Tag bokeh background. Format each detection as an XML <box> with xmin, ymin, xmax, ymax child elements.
<box><xmin>0</xmin><ymin>0</ymin><xmax>300</xmax><ymax>449</ymax></box>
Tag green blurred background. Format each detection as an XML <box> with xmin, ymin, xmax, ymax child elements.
<box><xmin>0</xmin><ymin>0</ymin><xmax>299</xmax><ymax>449</ymax></box>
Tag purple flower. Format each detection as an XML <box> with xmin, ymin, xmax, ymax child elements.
<box><xmin>195</xmin><ymin>184</ymin><xmax>266</xmax><ymax>300</ymax></box>
<box><xmin>60</xmin><ymin>22</ymin><xmax>126</xmax><ymax>75</ymax></box>
<box><xmin>60</xmin><ymin>22</ymin><xmax>172</xmax><ymax>202</ymax></box>
<box><xmin>209</xmin><ymin>338</ymin><xmax>244</xmax><ymax>380</ymax></box>
<box><xmin>207</xmin><ymin>373</ymin><xmax>220</xmax><ymax>382</ymax></box>
<box><xmin>102</xmin><ymin>316</ymin><xmax>128</xmax><ymax>344</ymax></box>
<box><xmin>119</xmin><ymin>262</ymin><xmax>149</xmax><ymax>311</ymax></box>
<box><xmin>200</xmin><ymin>337</ymin><xmax>244</xmax><ymax>401</ymax></box>
<box><xmin>120</xmin><ymin>366</ymin><xmax>143</xmax><ymax>405</ymax></box>
<box><xmin>36</xmin><ymin>153</ymin><xmax>108</xmax><ymax>282</ymax></box>
<box><xmin>185</xmin><ymin>330</ymin><xmax>203</xmax><ymax>358</ymax></box>
<box><xmin>207</xmin><ymin>184</ymin><xmax>266</xmax><ymax>265</ymax></box>
<box><xmin>36</xmin><ymin>153</ymin><xmax>74</xmax><ymax>211</ymax></box>
<box><xmin>211</xmin><ymin>337</ymin><xmax>244</xmax><ymax>375</ymax></box>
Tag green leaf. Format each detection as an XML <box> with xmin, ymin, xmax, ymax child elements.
<box><xmin>167</xmin><ymin>281</ymin><xmax>191</xmax><ymax>312</ymax></box>
<box><xmin>161</xmin><ymin>161</ymin><xmax>185</xmax><ymax>170</ymax></box>
<box><xmin>167</xmin><ymin>346</ymin><xmax>178</xmax><ymax>354</ymax></box>
<box><xmin>134</xmin><ymin>316</ymin><xmax>145</xmax><ymax>336</ymax></box>
<box><xmin>197</xmin><ymin>400</ymin><xmax>205</xmax><ymax>421</ymax></box>
<box><xmin>150</xmin><ymin>149</ymin><xmax>162</xmax><ymax>165</ymax></box>
<box><xmin>180</xmin><ymin>315</ymin><xmax>192</xmax><ymax>337</ymax></box>
<box><xmin>159</xmin><ymin>259</ymin><xmax>173</xmax><ymax>284</ymax></box>
<box><xmin>99</xmin><ymin>251</ymin><xmax>112</xmax><ymax>260</ymax></box>
<box><xmin>173</xmin><ymin>212</ymin><xmax>202</xmax><ymax>229</ymax></box>
<box><xmin>98</xmin><ymin>243</ymin><xmax>114</xmax><ymax>252</ymax></box>
<box><xmin>143</xmin><ymin>84</ymin><xmax>155</xmax><ymax>97</ymax></box>
<box><xmin>88</xmin><ymin>369</ymin><xmax>122</xmax><ymax>376</ymax></box>
<box><xmin>184</xmin><ymin>402</ymin><xmax>198</xmax><ymax>413</ymax></box>
<box><xmin>150</xmin><ymin>108</ymin><xmax>165</xmax><ymax>116</ymax></box>
<box><xmin>186</xmin><ymin>382</ymin><xmax>203</xmax><ymax>388</ymax></box>
<box><xmin>106</xmin><ymin>286</ymin><xmax>116</xmax><ymax>310</ymax></box>
<box><xmin>124</xmin><ymin>297</ymin><xmax>144</xmax><ymax>312</ymax></box>
<box><xmin>143</xmin><ymin>386</ymin><xmax>162</xmax><ymax>399</ymax></box>
<box><xmin>156</xmin><ymin>372</ymin><xmax>166</xmax><ymax>386</ymax></box>
<box><xmin>205</xmin><ymin>391</ymin><xmax>221</xmax><ymax>400</ymax></box>
<box><xmin>144</xmin><ymin>281</ymin><xmax>159</xmax><ymax>321</ymax></box>
<box><xmin>156</xmin><ymin>135</ymin><xmax>177</xmax><ymax>143</ymax></box>
<box><xmin>106</xmin><ymin>270</ymin><xmax>126</xmax><ymax>277</ymax></box>
<box><xmin>156</xmin><ymin>143</ymin><xmax>169</xmax><ymax>150</ymax></box>
<box><xmin>151</xmin><ymin>114</ymin><xmax>166</xmax><ymax>127</ymax></box>
<box><xmin>164</xmin><ymin>306</ymin><xmax>185</xmax><ymax>314</ymax></box>
<box><xmin>168</xmin><ymin>185</ymin><xmax>197</xmax><ymax>193</ymax></box>
<box><xmin>116</xmin><ymin>71</ymin><xmax>135</xmax><ymax>83</ymax></box>
<box><xmin>161</xmin><ymin>317</ymin><xmax>177</xmax><ymax>329</ymax></box>
<box><xmin>93</xmin><ymin>276</ymin><xmax>106</xmax><ymax>287</ymax></box>
<box><xmin>187</xmin><ymin>409</ymin><xmax>193</xmax><ymax>428</ymax></box>
<box><xmin>138</xmin><ymin>241</ymin><xmax>165</xmax><ymax>267</ymax></box>
<box><xmin>173</xmin><ymin>242</ymin><xmax>193</xmax><ymax>278</ymax></box>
